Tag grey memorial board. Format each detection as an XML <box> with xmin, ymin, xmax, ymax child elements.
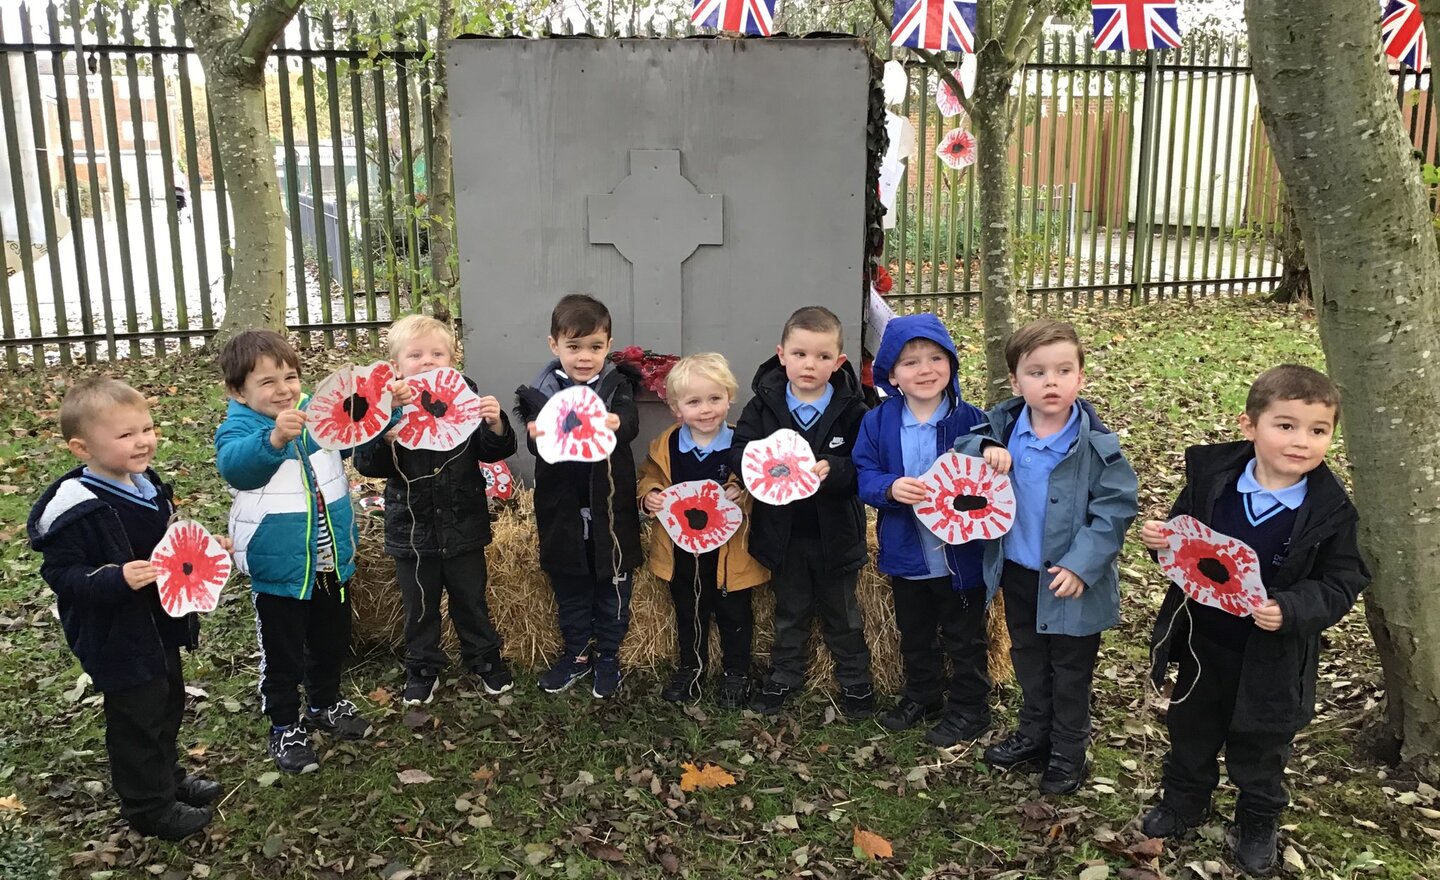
<box><xmin>449</xmin><ymin>38</ymin><xmax>871</xmax><ymax>476</ymax></box>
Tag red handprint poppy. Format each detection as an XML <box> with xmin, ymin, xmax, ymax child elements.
<box><xmin>308</xmin><ymin>361</ymin><xmax>395</xmax><ymax>450</ymax></box>
<box><xmin>1157</xmin><ymin>515</ymin><xmax>1268</xmax><ymax>617</ymax></box>
<box><xmin>535</xmin><ymin>385</ymin><xmax>618</xmax><ymax>463</ymax></box>
<box><xmin>658</xmin><ymin>480</ymin><xmax>743</xmax><ymax>554</ymax></box>
<box><xmin>479</xmin><ymin>460</ymin><xmax>516</xmax><ymax>500</ymax></box>
<box><xmin>151</xmin><ymin>520</ymin><xmax>231</xmax><ymax>617</ymax></box>
<box><xmin>742</xmin><ymin>429</ymin><xmax>821</xmax><ymax>506</ymax></box>
<box><xmin>935</xmin><ymin>72</ymin><xmax>965</xmax><ymax>118</ymax></box>
<box><xmin>936</xmin><ymin>128</ymin><xmax>977</xmax><ymax>171</ymax></box>
<box><xmin>913</xmin><ymin>452</ymin><xmax>1016</xmax><ymax>544</ymax></box>
<box><xmin>396</xmin><ymin>367</ymin><xmax>485</xmax><ymax>451</ymax></box>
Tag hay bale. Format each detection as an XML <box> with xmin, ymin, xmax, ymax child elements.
<box><xmin>349</xmin><ymin>488</ymin><xmax>1012</xmax><ymax>691</ymax></box>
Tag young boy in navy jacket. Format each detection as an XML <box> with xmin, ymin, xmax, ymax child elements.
<box><xmin>955</xmin><ymin>319</ymin><xmax>1137</xmax><ymax>795</ymax></box>
<box><xmin>29</xmin><ymin>378</ymin><xmax>219</xmax><ymax>840</ymax></box>
<box><xmin>854</xmin><ymin>314</ymin><xmax>992</xmax><ymax>746</ymax></box>
<box><xmin>1139</xmin><ymin>365</ymin><xmax>1369</xmax><ymax>876</ymax></box>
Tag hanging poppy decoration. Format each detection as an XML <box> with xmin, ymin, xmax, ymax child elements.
<box><xmin>479</xmin><ymin>460</ymin><xmax>516</xmax><ymax>500</ymax></box>
<box><xmin>396</xmin><ymin>367</ymin><xmax>485</xmax><ymax>451</ymax></box>
<box><xmin>150</xmin><ymin>520</ymin><xmax>231</xmax><ymax>617</ymax></box>
<box><xmin>934</xmin><ymin>61</ymin><xmax>974</xmax><ymax>118</ymax></box>
<box><xmin>535</xmin><ymin>385</ymin><xmax>617</xmax><ymax>463</ymax></box>
<box><xmin>307</xmin><ymin>361</ymin><xmax>396</xmax><ymax>451</ymax></box>
<box><xmin>1157</xmin><ymin>515</ymin><xmax>1269</xmax><ymax>617</ymax></box>
<box><xmin>657</xmin><ymin>479</ymin><xmax>744</xmax><ymax>554</ymax></box>
<box><xmin>742</xmin><ymin>429</ymin><xmax>821</xmax><ymax>506</ymax></box>
<box><xmin>936</xmin><ymin>128</ymin><xmax>977</xmax><ymax>171</ymax></box>
<box><xmin>913</xmin><ymin>452</ymin><xmax>1017</xmax><ymax>544</ymax></box>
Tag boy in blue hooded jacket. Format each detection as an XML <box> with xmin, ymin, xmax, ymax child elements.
<box><xmin>854</xmin><ymin>314</ymin><xmax>992</xmax><ymax>747</ymax></box>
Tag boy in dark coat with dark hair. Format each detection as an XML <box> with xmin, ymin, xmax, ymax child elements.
<box><xmin>730</xmin><ymin>306</ymin><xmax>874</xmax><ymax>718</ymax></box>
<box><xmin>515</xmin><ymin>294</ymin><xmax>642</xmax><ymax>699</ymax></box>
<box><xmin>1140</xmin><ymin>364</ymin><xmax>1369</xmax><ymax>877</ymax></box>
<box><xmin>28</xmin><ymin>378</ymin><xmax>220</xmax><ymax>841</ymax></box>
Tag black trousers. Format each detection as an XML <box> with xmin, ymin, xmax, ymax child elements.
<box><xmin>891</xmin><ymin>576</ymin><xmax>991</xmax><ymax>712</ymax></box>
<box><xmin>1001</xmin><ymin>561</ymin><xmax>1101</xmax><ymax>760</ymax></box>
<box><xmin>254</xmin><ymin>572</ymin><xmax>351</xmax><ymax>727</ymax></box>
<box><xmin>394</xmin><ymin>550</ymin><xmax>503</xmax><ymax>676</ymax></box>
<box><xmin>102</xmin><ymin>648</ymin><xmax>185</xmax><ymax>822</ymax></box>
<box><xmin>1162</xmin><ymin>632</ymin><xmax>1294</xmax><ymax>820</ymax></box>
<box><xmin>768</xmin><ymin>536</ymin><xmax>872</xmax><ymax>689</ymax></box>
<box><xmin>548</xmin><ymin>562</ymin><xmax>633</xmax><ymax>658</ymax></box>
<box><xmin>668</xmin><ymin>549</ymin><xmax>753</xmax><ymax>674</ymax></box>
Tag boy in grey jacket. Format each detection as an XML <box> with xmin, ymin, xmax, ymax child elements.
<box><xmin>955</xmin><ymin>319</ymin><xmax>1137</xmax><ymax>795</ymax></box>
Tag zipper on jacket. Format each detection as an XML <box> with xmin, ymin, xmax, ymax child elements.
<box><xmin>293</xmin><ymin>439</ymin><xmax>317</xmax><ymax>601</ymax></box>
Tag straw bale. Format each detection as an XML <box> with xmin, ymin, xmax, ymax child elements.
<box><xmin>349</xmin><ymin>487</ymin><xmax>1012</xmax><ymax>692</ymax></box>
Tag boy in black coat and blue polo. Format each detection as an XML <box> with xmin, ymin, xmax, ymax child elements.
<box><xmin>27</xmin><ymin>378</ymin><xmax>220</xmax><ymax>841</ymax></box>
<box><xmin>1139</xmin><ymin>365</ymin><xmax>1369</xmax><ymax>876</ymax></box>
<box><xmin>730</xmin><ymin>306</ymin><xmax>874</xmax><ymax>718</ymax></box>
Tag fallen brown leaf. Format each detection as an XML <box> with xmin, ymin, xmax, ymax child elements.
<box><xmin>853</xmin><ymin>826</ymin><xmax>893</xmax><ymax>860</ymax></box>
<box><xmin>679</xmin><ymin>762</ymin><xmax>735</xmax><ymax>792</ymax></box>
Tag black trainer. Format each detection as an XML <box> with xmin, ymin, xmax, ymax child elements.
<box><xmin>131</xmin><ymin>801</ymin><xmax>212</xmax><ymax>841</ymax></box>
<box><xmin>661</xmin><ymin>667</ymin><xmax>702</xmax><ymax>702</ymax></box>
<box><xmin>841</xmin><ymin>683</ymin><xmax>876</xmax><ymax>720</ymax></box>
<box><xmin>591</xmin><ymin>654</ymin><xmax>622</xmax><ymax>699</ymax></box>
<box><xmin>715</xmin><ymin>671</ymin><xmax>751</xmax><ymax>709</ymax></box>
<box><xmin>1039</xmin><ymin>751</ymin><xmax>1089</xmax><ymax>795</ymax></box>
<box><xmin>539</xmin><ymin>652</ymin><xmax>591</xmax><ymax>693</ymax></box>
<box><xmin>1141</xmin><ymin>800</ymin><xmax>1209</xmax><ymax>839</ymax></box>
<box><xmin>305</xmin><ymin>699</ymin><xmax>372</xmax><ymax>740</ymax></box>
<box><xmin>750</xmin><ymin>679</ymin><xmax>794</xmax><ymax>715</ymax></box>
<box><xmin>174</xmin><ymin>774</ymin><xmax>223</xmax><ymax>807</ymax></box>
<box><xmin>475</xmin><ymin>657</ymin><xmax>514</xmax><ymax>695</ymax></box>
<box><xmin>880</xmin><ymin>698</ymin><xmax>944</xmax><ymax>732</ymax></box>
<box><xmin>1227</xmin><ymin>814</ymin><xmax>1279</xmax><ymax>876</ymax></box>
<box><xmin>925</xmin><ymin>709</ymin><xmax>992</xmax><ymax>747</ymax></box>
<box><xmin>268</xmin><ymin>724</ymin><xmax>320</xmax><ymax>775</ymax></box>
<box><xmin>403</xmin><ymin>673</ymin><xmax>438</xmax><ymax>706</ymax></box>
<box><xmin>982</xmin><ymin>730</ymin><xmax>1050</xmax><ymax>768</ymax></box>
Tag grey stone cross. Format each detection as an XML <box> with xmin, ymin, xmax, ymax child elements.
<box><xmin>587</xmin><ymin>149</ymin><xmax>723</xmax><ymax>355</ymax></box>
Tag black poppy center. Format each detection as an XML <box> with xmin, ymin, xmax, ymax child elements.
<box><xmin>181</xmin><ymin>562</ymin><xmax>194</xmax><ymax>576</ymax></box>
<box><xmin>1197</xmin><ymin>557</ymin><xmax>1231</xmax><ymax>584</ymax></box>
<box><xmin>951</xmin><ymin>494</ymin><xmax>988</xmax><ymax>513</ymax></box>
<box><xmin>767</xmin><ymin>463</ymin><xmax>791</xmax><ymax>478</ymax></box>
<box><xmin>683</xmin><ymin>507</ymin><xmax>709</xmax><ymax>531</ymax></box>
<box><xmin>420</xmin><ymin>390</ymin><xmax>448</xmax><ymax>419</ymax></box>
<box><xmin>343</xmin><ymin>392</ymin><xmax>370</xmax><ymax>423</ymax></box>
<box><xmin>562</xmin><ymin>410</ymin><xmax>583</xmax><ymax>434</ymax></box>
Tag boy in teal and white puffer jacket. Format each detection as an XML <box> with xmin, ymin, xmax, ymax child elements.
<box><xmin>215</xmin><ymin>330</ymin><xmax>372</xmax><ymax>776</ymax></box>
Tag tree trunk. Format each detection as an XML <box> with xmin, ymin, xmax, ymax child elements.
<box><xmin>427</xmin><ymin>0</ymin><xmax>458</xmax><ymax>323</ymax></box>
<box><xmin>1268</xmin><ymin>194</ymin><xmax>1309</xmax><ymax>304</ymax></box>
<box><xmin>179</xmin><ymin>0</ymin><xmax>302</xmax><ymax>342</ymax></box>
<box><xmin>1247</xmin><ymin>0</ymin><xmax>1440</xmax><ymax>778</ymax></box>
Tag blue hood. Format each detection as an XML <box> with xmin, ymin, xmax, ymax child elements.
<box><xmin>873</xmin><ymin>313</ymin><xmax>961</xmax><ymax>399</ymax></box>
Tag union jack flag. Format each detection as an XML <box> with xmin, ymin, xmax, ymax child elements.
<box><xmin>890</xmin><ymin>0</ymin><xmax>976</xmax><ymax>53</ymax></box>
<box><xmin>1382</xmin><ymin>0</ymin><xmax>1428</xmax><ymax>71</ymax></box>
<box><xmin>691</xmin><ymin>0</ymin><xmax>776</xmax><ymax>35</ymax></box>
<box><xmin>1091</xmin><ymin>0</ymin><xmax>1183</xmax><ymax>52</ymax></box>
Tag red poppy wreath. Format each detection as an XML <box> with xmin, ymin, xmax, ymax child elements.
<box><xmin>1157</xmin><ymin>514</ymin><xmax>1269</xmax><ymax>617</ymax></box>
<box><xmin>396</xmin><ymin>367</ymin><xmax>485</xmax><ymax>451</ymax></box>
<box><xmin>151</xmin><ymin>520</ymin><xmax>231</xmax><ymax>617</ymax></box>
<box><xmin>307</xmin><ymin>361</ymin><xmax>396</xmax><ymax>451</ymax></box>
<box><xmin>741</xmin><ymin>429</ymin><xmax>821</xmax><ymax>506</ymax></box>
<box><xmin>913</xmin><ymin>452</ymin><xmax>1017</xmax><ymax>544</ymax></box>
<box><xmin>658</xmin><ymin>480</ymin><xmax>744</xmax><ymax>554</ymax></box>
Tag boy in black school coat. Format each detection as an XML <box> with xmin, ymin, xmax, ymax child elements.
<box><xmin>1140</xmin><ymin>365</ymin><xmax>1369</xmax><ymax>876</ymax></box>
<box><xmin>28</xmin><ymin>378</ymin><xmax>221</xmax><ymax>840</ymax></box>
<box><xmin>730</xmin><ymin>306</ymin><xmax>875</xmax><ymax>718</ymax></box>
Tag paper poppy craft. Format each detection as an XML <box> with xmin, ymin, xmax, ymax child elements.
<box><xmin>396</xmin><ymin>367</ymin><xmax>485</xmax><ymax>451</ymax></box>
<box><xmin>1157</xmin><ymin>515</ymin><xmax>1269</xmax><ymax>617</ymax></box>
<box><xmin>934</xmin><ymin>58</ymin><xmax>975</xmax><ymax>117</ymax></box>
<box><xmin>913</xmin><ymin>452</ymin><xmax>1017</xmax><ymax>544</ymax></box>
<box><xmin>741</xmin><ymin>429</ymin><xmax>821</xmax><ymax>506</ymax></box>
<box><xmin>535</xmin><ymin>385</ymin><xmax>617</xmax><ymax>463</ymax></box>
<box><xmin>150</xmin><ymin>520</ymin><xmax>231</xmax><ymax>617</ymax></box>
<box><xmin>657</xmin><ymin>480</ymin><xmax>744</xmax><ymax>554</ymax></box>
<box><xmin>479</xmin><ymin>460</ymin><xmax>516</xmax><ymax>500</ymax></box>
<box><xmin>936</xmin><ymin>128</ymin><xmax>977</xmax><ymax>171</ymax></box>
<box><xmin>307</xmin><ymin>361</ymin><xmax>396</xmax><ymax>450</ymax></box>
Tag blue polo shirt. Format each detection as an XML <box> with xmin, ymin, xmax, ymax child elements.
<box><xmin>786</xmin><ymin>383</ymin><xmax>834</xmax><ymax>430</ymax></box>
<box><xmin>678</xmin><ymin>424</ymin><xmax>734</xmax><ymax>460</ymax></box>
<box><xmin>1236</xmin><ymin>458</ymin><xmax>1308</xmax><ymax>524</ymax></box>
<box><xmin>900</xmin><ymin>397</ymin><xmax>952</xmax><ymax>578</ymax></box>
<box><xmin>1003</xmin><ymin>403</ymin><xmax>1081</xmax><ymax>571</ymax></box>
<box><xmin>81</xmin><ymin>468</ymin><xmax>159</xmax><ymax>503</ymax></box>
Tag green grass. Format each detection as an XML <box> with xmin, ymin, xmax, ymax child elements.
<box><xmin>1</xmin><ymin>297</ymin><xmax>1436</xmax><ymax>879</ymax></box>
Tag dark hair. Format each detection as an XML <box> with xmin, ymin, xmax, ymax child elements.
<box><xmin>59</xmin><ymin>377</ymin><xmax>148</xmax><ymax>440</ymax></box>
<box><xmin>1246</xmin><ymin>364</ymin><xmax>1341</xmax><ymax>423</ymax></box>
<box><xmin>781</xmin><ymin>306</ymin><xmax>845</xmax><ymax>352</ymax></box>
<box><xmin>1004</xmin><ymin>318</ymin><xmax>1085</xmax><ymax>373</ymax></box>
<box><xmin>550</xmin><ymin>294</ymin><xmax>612</xmax><ymax>340</ymax></box>
<box><xmin>218</xmin><ymin>329</ymin><xmax>301</xmax><ymax>391</ymax></box>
